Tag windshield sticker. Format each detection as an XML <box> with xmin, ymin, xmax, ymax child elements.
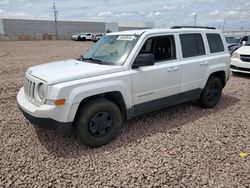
<box><xmin>117</xmin><ymin>36</ymin><xmax>135</xmax><ymax>41</ymax></box>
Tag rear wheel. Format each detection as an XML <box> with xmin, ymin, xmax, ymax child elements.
<box><xmin>75</xmin><ymin>98</ymin><xmax>122</xmax><ymax>147</ymax></box>
<box><xmin>198</xmin><ymin>76</ymin><xmax>222</xmax><ymax>108</ymax></box>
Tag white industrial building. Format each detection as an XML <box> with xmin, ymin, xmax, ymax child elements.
<box><xmin>0</xmin><ymin>18</ymin><xmax>153</xmax><ymax>40</ymax></box>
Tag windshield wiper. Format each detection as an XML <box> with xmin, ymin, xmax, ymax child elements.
<box><xmin>81</xmin><ymin>56</ymin><xmax>103</xmax><ymax>64</ymax></box>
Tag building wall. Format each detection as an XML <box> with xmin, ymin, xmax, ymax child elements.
<box><xmin>105</xmin><ymin>22</ymin><xmax>119</xmax><ymax>33</ymax></box>
<box><xmin>223</xmin><ymin>31</ymin><xmax>250</xmax><ymax>36</ymax></box>
<box><xmin>0</xmin><ymin>19</ymin><xmax>4</xmax><ymax>34</ymax></box>
<box><xmin>2</xmin><ymin>18</ymin><xmax>105</xmax><ymax>39</ymax></box>
<box><xmin>0</xmin><ymin>18</ymin><xmax>154</xmax><ymax>40</ymax></box>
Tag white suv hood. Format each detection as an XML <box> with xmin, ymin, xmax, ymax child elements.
<box><xmin>27</xmin><ymin>59</ymin><xmax>124</xmax><ymax>84</ymax></box>
<box><xmin>235</xmin><ymin>45</ymin><xmax>250</xmax><ymax>55</ymax></box>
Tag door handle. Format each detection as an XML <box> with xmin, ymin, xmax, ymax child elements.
<box><xmin>200</xmin><ymin>61</ymin><xmax>208</xmax><ymax>65</ymax></box>
<box><xmin>167</xmin><ymin>67</ymin><xmax>179</xmax><ymax>72</ymax></box>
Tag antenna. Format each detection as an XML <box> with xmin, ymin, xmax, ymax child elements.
<box><xmin>53</xmin><ymin>2</ymin><xmax>58</xmax><ymax>40</ymax></box>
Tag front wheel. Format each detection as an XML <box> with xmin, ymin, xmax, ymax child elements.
<box><xmin>75</xmin><ymin>98</ymin><xmax>122</xmax><ymax>147</ymax></box>
<box><xmin>198</xmin><ymin>77</ymin><xmax>222</xmax><ymax>108</ymax></box>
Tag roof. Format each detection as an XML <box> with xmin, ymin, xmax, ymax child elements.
<box><xmin>108</xmin><ymin>28</ymin><xmax>221</xmax><ymax>36</ymax></box>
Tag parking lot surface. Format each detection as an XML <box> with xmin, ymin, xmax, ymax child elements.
<box><xmin>0</xmin><ymin>41</ymin><xmax>249</xmax><ymax>187</ymax></box>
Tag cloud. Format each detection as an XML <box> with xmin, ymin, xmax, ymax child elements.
<box><xmin>154</xmin><ymin>12</ymin><xmax>162</xmax><ymax>16</ymax></box>
<box><xmin>188</xmin><ymin>12</ymin><xmax>197</xmax><ymax>17</ymax></box>
<box><xmin>163</xmin><ymin>4</ymin><xmax>176</xmax><ymax>11</ymax></box>
<box><xmin>139</xmin><ymin>11</ymin><xmax>146</xmax><ymax>16</ymax></box>
<box><xmin>0</xmin><ymin>9</ymin><xmax>6</xmax><ymax>15</ymax></box>
<box><xmin>0</xmin><ymin>0</ymin><xmax>9</xmax><ymax>5</ymax></box>
<box><xmin>224</xmin><ymin>10</ymin><xmax>238</xmax><ymax>17</ymax></box>
<box><xmin>147</xmin><ymin>11</ymin><xmax>159</xmax><ymax>18</ymax></box>
<box><xmin>0</xmin><ymin>9</ymin><xmax>35</xmax><ymax>19</ymax></box>
<box><xmin>209</xmin><ymin>10</ymin><xmax>221</xmax><ymax>16</ymax></box>
<box><xmin>97</xmin><ymin>11</ymin><xmax>113</xmax><ymax>17</ymax></box>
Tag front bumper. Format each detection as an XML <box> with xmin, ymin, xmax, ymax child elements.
<box><xmin>231</xmin><ymin>58</ymin><xmax>250</xmax><ymax>74</ymax></box>
<box><xmin>17</xmin><ymin>87</ymin><xmax>72</xmax><ymax>132</ymax></box>
<box><xmin>19</xmin><ymin>107</ymin><xmax>72</xmax><ymax>132</ymax></box>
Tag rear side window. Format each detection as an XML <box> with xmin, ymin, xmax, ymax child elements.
<box><xmin>180</xmin><ymin>33</ymin><xmax>205</xmax><ymax>58</ymax></box>
<box><xmin>206</xmin><ymin>34</ymin><xmax>224</xmax><ymax>53</ymax></box>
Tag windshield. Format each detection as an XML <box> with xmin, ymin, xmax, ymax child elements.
<box><xmin>82</xmin><ymin>35</ymin><xmax>140</xmax><ymax>65</ymax></box>
<box><xmin>245</xmin><ymin>40</ymin><xmax>250</xmax><ymax>46</ymax></box>
<box><xmin>226</xmin><ymin>36</ymin><xmax>240</xmax><ymax>44</ymax></box>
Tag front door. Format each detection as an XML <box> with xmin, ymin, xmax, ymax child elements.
<box><xmin>131</xmin><ymin>35</ymin><xmax>181</xmax><ymax>115</ymax></box>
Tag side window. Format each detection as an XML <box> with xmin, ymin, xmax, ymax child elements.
<box><xmin>180</xmin><ymin>33</ymin><xmax>205</xmax><ymax>58</ymax></box>
<box><xmin>206</xmin><ymin>34</ymin><xmax>224</xmax><ymax>53</ymax></box>
<box><xmin>139</xmin><ymin>35</ymin><xmax>176</xmax><ymax>62</ymax></box>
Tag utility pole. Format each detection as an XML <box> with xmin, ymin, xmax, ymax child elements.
<box><xmin>53</xmin><ymin>2</ymin><xmax>58</xmax><ymax>40</ymax></box>
<box><xmin>194</xmin><ymin>13</ymin><xmax>197</xmax><ymax>27</ymax></box>
<box><xmin>222</xmin><ymin>19</ymin><xmax>226</xmax><ymax>32</ymax></box>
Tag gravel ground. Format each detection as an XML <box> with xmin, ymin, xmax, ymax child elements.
<box><xmin>0</xmin><ymin>41</ymin><xmax>249</xmax><ymax>187</ymax></box>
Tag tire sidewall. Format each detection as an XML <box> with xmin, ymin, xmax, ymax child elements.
<box><xmin>76</xmin><ymin>99</ymin><xmax>122</xmax><ymax>147</ymax></box>
<box><xmin>200</xmin><ymin>77</ymin><xmax>222</xmax><ymax>108</ymax></box>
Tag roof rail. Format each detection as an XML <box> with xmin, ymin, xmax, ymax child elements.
<box><xmin>171</xmin><ymin>26</ymin><xmax>216</xmax><ymax>30</ymax></box>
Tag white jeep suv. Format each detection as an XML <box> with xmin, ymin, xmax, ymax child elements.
<box><xmin>17</xmin><ymin>26</ymin><xmax>231</xmax><ymax>147</ymax></box>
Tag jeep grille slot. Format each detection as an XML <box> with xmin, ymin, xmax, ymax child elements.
<box><xmin>24</xmin><ymin>78</ymin><xmax>35</xmax><ymax>101</ymax></box>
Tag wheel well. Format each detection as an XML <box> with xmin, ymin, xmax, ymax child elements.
<box><xmin>209</xmin><ymin>71</ymin><xmax>226</xmax><ymax>87</ymax></box>
<box><xmin>73</xmin><ymin>92</ymin><xmax>127</xmax><ymax>125</ymax></box>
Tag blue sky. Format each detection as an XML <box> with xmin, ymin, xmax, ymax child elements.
<box><xmin>0</xmin><ymin>0</ymin><xmax>250</xmax><ymax>30</ymax></box>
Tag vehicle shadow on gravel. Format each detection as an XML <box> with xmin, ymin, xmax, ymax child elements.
<box><xmin>232</xmin><ymin>73</ymin><xmax>250</xmax><ymax>79</ymax></box>
<box><xmin>35</xmin><ymin>94</ymin><xmax>240</xmax><ymax>158</ymax></box>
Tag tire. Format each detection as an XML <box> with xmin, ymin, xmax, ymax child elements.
<box><xmin>75</xmin><ymin>98</ymin><xmax>122</xmax><ymax>147</ymax></box>
<box><xmin>198</xmin><ymin>76</ymin><xmax>222</xmax><ymax>108</ymax></box>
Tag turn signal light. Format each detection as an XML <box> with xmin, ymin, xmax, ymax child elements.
<box><xmin>54</xmin><ymin>99</ymin><xmax>65</xmax><ymax>106</ymax></box>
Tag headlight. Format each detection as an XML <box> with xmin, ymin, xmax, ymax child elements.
<box><xmin>37</xmin><ymin>83</ymin><xmax>45</xmax><ymax>100</ymax></box>
<box><xmin>232</xmin><ymin>52</ymin><xmax>240</xmax><ymax>59</ymax></box>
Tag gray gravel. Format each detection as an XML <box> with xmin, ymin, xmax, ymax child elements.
<box><xmin>0</xmin><ymin>41</ymin><xmax>249</xmax><ymax>187</ymax></box>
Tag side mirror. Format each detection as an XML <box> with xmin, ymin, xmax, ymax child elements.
<box><xmin>132</xmin><ymin>53</ymin><xmax>155</xmax><ymax>69</ymax></box>
<box><xmin>242</xmin><ymin>41</ymin><xmax>247</xmax><ymax>46</ymax></box>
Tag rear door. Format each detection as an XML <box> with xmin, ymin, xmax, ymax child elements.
<box><xmin>178</xmin><ymin>33</ymin><xmax>207</xmax><ymax>95</ymax></box>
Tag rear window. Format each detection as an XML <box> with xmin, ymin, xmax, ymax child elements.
<box><xmin>206</xmin><ymin>34</ymin><xmax>224</xmax><ymax>53</ymax></box>
<box><xmin>180</xmin><ymin>33</ymin><xmax>205</xmax><ymax>58</ymax></box>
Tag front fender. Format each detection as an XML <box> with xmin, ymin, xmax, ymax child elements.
<box><xmin>67</xmin><ymin>79</ymin><xmax>132</xmax><ymax>122</ymax></box>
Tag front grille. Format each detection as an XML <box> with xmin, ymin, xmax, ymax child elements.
<box><xmin>240</xmin><ymin>55</ymin><xmax>250</xmax><ymax>62</ymax></box>
<box><xmin>24</xmin><ymin>78</ymin><xmax>36</xmax><ymax>101</ymax></box>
